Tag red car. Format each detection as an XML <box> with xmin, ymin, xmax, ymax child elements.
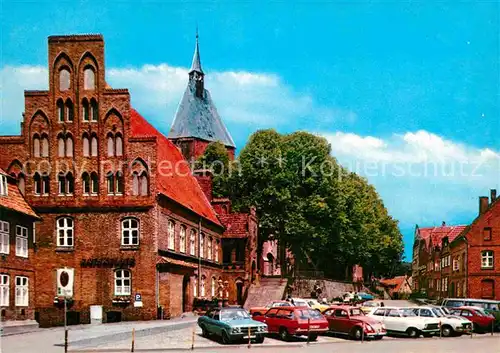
<box><xmin>449</xmin><ymin>306</ymin><xmax>495</xmax><ymax>333</ymax></box>
<box><xmin>322</xmin><ymin>306</ymin><xmax>386</xmax><ymax>340</ymax></box>
<box><xmin>253</xmin><ymin>306</ymin><xmax>328</xmax><ymax>341</ymax></box>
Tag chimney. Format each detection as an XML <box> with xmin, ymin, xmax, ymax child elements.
<box><xmin>441</xmin><ymin>221</ymin><xmax>446</xmax><ymax>227</ymax></box>
<box><xmin>193</xmin><ymin>169</ymin><xmax>213</xmax><ymax>202</ymax></box>
<box><xmin>491</xmin><ymin>189</ymin><xmax>497</xmax><ymax>203</ymax></box>
<box><xmin>479</xmin><ymin>196</ymin><xmax>489</xmax><ymax>215</ymax></box>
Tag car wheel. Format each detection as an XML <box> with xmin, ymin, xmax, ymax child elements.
<box><xmin>351</xmin><ymin>327</ymin><xmax>363</xmax><ymax>340</ymax></box>
<box><xmin>221</xmin><ymin>331</ymin><xmax>232</xmax><ymax>345</ymax></box>
<box><xmin>279</xmin><ymin>327</ymin><xmax>290</xmax><ymax>341</ymax></box>
<box><xmin>308</xmin><ymin>333</ymin><xmax>318</xmax><ymax>341</ymax></box>
<box><xmin>441</xmin><ymin>325</ymin><xmax>453</xmax><ymax>337</ymax></box>
<box><xmin>255</xmin><ymin>336</ymin><xmax>265</xmax><ymax>344</ymax></box>
<box><xmin>406</xmin><ymin>327</ymin><xmax>419</xmax><ymax>338</ymax></box>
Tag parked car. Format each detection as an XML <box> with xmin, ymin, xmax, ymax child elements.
<box><xmin>356</xmin><ymin>292</ymin><xmax>374</xmax><ymax>301</ymax></box>
<box><xmin>367</xmin><ymin>307</ymin><xmax>440</xmax><ymax>338</ymax></box>
<box><xmin>448</xmin><ymin>306</ymin><xmax>495</xmax><ymax>333</ymax></box>
<box><xmin>198</xmin><ymin>307</ymin><xmax>267</xmax><ymax>344</ymax></box>
<box><xmin>250</xmin><ymin>301</ymin><xmax>294</xmax><ymax>316</ymax></box>
<box><xmin>322</xmin><ymin>305</ymin><xmax>386</xmax><ymax>340</ymax></box>
<box><xmin>430</xmin><ymin>306</ymin><xmax>473</xmax><ymax>335</ymax></box>
<box><xmin>442</xmin><ymin>298</ymin><xmax>500</xmax><ymax>331</ymax></box>
<box><xmin>406</xmin><ymin>306</ymin><xmax>471</xmax><ymax>337</ymax></box>
<box><xmin>360</xmin><ymin>300</ymin><xmax>384</xmax><ymax>314</ymax></box>
<box><xmin>253</xmin><ymin>306</ymin><xmax>328</xmax><ymax>341</ymax></box>
<box><xmin>307</xmin><ymin>299</ymin><xmax>330</xmax><ymax>312</ymax></box>
<box><xmin>290</xmin><ymin>298</ymin><xmax>312</xmax><ymax>308</ymax></box>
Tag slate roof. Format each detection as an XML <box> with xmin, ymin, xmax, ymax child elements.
<box><xmin>130</xmin><ymin>108</ymin><xmax>222</xmax><ymax>227</ymax></box>
<box><xmin>190</xmin><ymin>35</ymin><xmax>203</xmax><ymax>74</ymax></box>
<box><xmin>417</xmin><ymin>225</ymin><xmax>467</xmax><ymax>249</ymax></box>
<box><xmin>0</xmin><ymin>169</ymin><xmax>40</xmax><ymax>219</ymax></box>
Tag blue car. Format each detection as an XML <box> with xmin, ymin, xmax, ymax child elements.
<box><xmin>356</xmin><ymin>292</ymin><xmax>374</xmax><ymax>301</ymax></box>
<box><xmin>198</xmin><ymin>307</ymin><xmax>268</xmax><ymax>344</ymax></box>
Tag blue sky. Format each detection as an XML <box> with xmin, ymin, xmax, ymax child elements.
<box><xmin>1</xmin><ymin>1</ymin><xmax>499</xmax><ymax>260</ymax></box>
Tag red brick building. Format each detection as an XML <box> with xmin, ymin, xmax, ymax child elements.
<box><xmin>0</xmin><ymin>34</ymin><xmax>258</xmax><ymax>326</ymax></box>
<box><xmin>412</xmin><ymin>189</ymin><xmax>500</xmax><ymax>301</ymax></box>
<box><xmin>0</xmin><ymin>168</ymin><xmax>40</xmax><ymax>321</ymax></box>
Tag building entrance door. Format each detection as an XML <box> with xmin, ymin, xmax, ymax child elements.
<box><xmin>182</xmin><ymin>275</ymin><xmax>190</xmax><ymax>312</ymax></box>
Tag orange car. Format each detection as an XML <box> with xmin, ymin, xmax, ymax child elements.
<box><xmin>250</xmin><ymin>301</ymin><xmax>294</xmax><ymax>316</ymax></box>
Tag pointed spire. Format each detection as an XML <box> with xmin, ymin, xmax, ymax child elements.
<box><xmin>189</xmin><ymin>27</ymin><xmax>203</xmax><ymax>74</ymax></box>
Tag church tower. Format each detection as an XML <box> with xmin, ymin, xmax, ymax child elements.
<box><xmin>168</xmin><ymin>32</ymin><xmax>236</xmax><ymax>161</ymax></box>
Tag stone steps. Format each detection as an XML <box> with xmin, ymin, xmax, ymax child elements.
<box><xmin>243</xmin><ymin>277</ymin><xmax>288</xmax><ymax>309</ymax></box>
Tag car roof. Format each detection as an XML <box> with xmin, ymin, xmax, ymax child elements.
<box><xmin>326</xmin><ymin>305</ymin><xmax>359</xmax><ymax>310</ymax></box>
<box><xmin>444</xmin><ymin>298</ymin><xmax>499</xmax><ymax>303</ymax></box>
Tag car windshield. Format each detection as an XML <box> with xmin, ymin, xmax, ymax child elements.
<box><xmin>441</xmin><ymin>307</ymin><xmax>451</xmax><ymax>315</ymax></box>
<box><xmin>431</xmin><ymin>308</ymin><xmax>444</xmax><ymax>317</ymax></box>
<box><xmin>364</xmin><ymin>301</ymin><xmax>378</xmax><ymax>307</ymax></box>
<box><xmin>446</xmin><ymin>300</ymin><xmax>465</xmax><ymax>307</ymax></box>
<box><xmin>296</xmin><ymin>309</ymin><xmax>323</xmax><ymax>319</ymax></box>
<box><xmin>294</xmin><ymin>300</ymin><xmax>308</xmax><ymax>307</ymax></box>
<box><xmin>401</xmin><ymin>309</ymin><xmax>417</xmax><ymax>317</ymax></box>
<box><xmin>308</xmin><ymin>300</ymin><xmax>319</xmax><ymax>306</ymax></box>
<box><xmin>221</xmin><ymin>309</ymin><xmax>250</xmax><ymax>321</ymax></box>
<box><xmin>350</xmin><ymin>308</ymin><xmax>363</xmax><ymax>316</ymax></box>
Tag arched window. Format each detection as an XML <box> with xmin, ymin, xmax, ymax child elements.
<box><xmin>193</xmin><ymin>276</ymin><xmax>198</xmax><ymax>297</ymax></box>
<box><xmin>83</xmin><ymin>67</ymin><xmax>95</xmax><ymax>90</ymax></box>
<box><xmin>90</xmin><ymin>99</ymin><xmax>98</xmax><ymax>122</ymax></box>
<box><xmin>106</xmin><ymin>173</ymin><xmax>114</xmax><ymax>194</ymax></box>
<box><xmin>33</xmin><ymin>135</ymin><xmax>40</xmax><ymax>157</ymax></box>
<box><xmin>57</xmin><ymin>99</ymin><xmax>65</xmax><ymax>122</ymax></box>
<box><xmin>65</xmin><ymin>135</ymin><xmax>73</xmax><ymax>157</ymax></box>
<box><xmin>107</xmin><ymin>133</ymin><xmax>114</xmax><ymax>157</ymax></box>
<box><xmin>115</xmin><ymin>134</ymin><xmax>123</xmax><ymax>156</ymax></box>
<box><xmin>211</xmin><ymin>277</ymin><xmax>216</xmax><ymax>297</ymax></box>
<box><xmin>139</xmin><ymin>172</ymin><xmax>148</xmax><ymax>196</ymax></box>
<box><xmin>207</xmin><ymin>237</ymin><xmax>212</xmax><ymax>260</ymax></box>
<box><xmin>200</xmin><ymin>234</ymin><xmax>205</xmax><ymax>258</ymax></box>
<box><xmin>215</xmin><ymin>240</ymin><xmax>219</xmax><ymax>263</ymax></box>
<box><xmin>66</xmin><ymin>172</ymin><xmax>74</xmax><ymax>194</ymax></box>
<box><xmin>179</xmin><ymin>225</ymin><xmax>186</xmax><ymax>253</ymax></box>
<box><xmin>90</xmin><ymin>172</ymin><xmax>98</xmax><ymax>195</ymax></box>
<box><xmin>82</xmin><ymin>172</ymin><xmax>90</xmax><ymax>195</ymax></box>
<box><xmin>168</xmin><ymin>220</ymin><xmax>175</xmax><ymax>250</ymax></box>
<box><xmin>58</xmin><ymin>136</ymin><xmax>65</xmax><ymax>157</ymax></box>
<box><xmin>56</xmin><ymin>217</ymin><xmax>73</xmax><ymax>247</ymax></box>
<box><xmin>190</xmin><ymin>229</ymin><xmax>196</xmax><ymax>256</ymax></box>
<box><xmin>200</xmin><ymin>275</ymin><xmax>206</xmax><ymax>297</ymax></box>
<box><xmin>58</xmin><ymin>172</ymin><xmax>73</xmax><ymax>195</ymax></box>
<box><xmin>121</xmin><ymin>218</ymin><xmax>139</xmax><ymax>246</ymax></box>
<box><xmin>41</xmin><ymin>134</ymin><xmax>49</xmax><ymax>157</ymax></box>
<box><xmin>82</xmin><ymin>134</ymin><xmax>90</xmax><ymax>157</ymax></box>
<box><xmin>82</xmin><ymin>99</ymin><xmax>90</xmax><ymax>121</ymax></box>
<box><xmin>33</xmin><ymin>173</ymin><xmax>41</xmax><ymax>195</ymax></box>
<box><xmin>59</xmin><ymin>68</ymin><xmax>70</xmax><ymax>91</ymax></box>
<box><xmin>132</xmin><ymin>172</ymin><xmax>139</xmax><ymax>196</ymax></box>
<box><xmin>115</xmin><ymin>172</ymin><xmax>124</xmax><ymax>195</ymax></box>
<box><xmin>65</xmin><ymin>99</ymin><xmax>74</xmax><ymax>122</ymax></box>
<box><xmin>18</xmin><ymin>174</ymin><xmax>25</xmax><ymax>196</ymax></box>
<box><xmin>114</xmin><ymin>269</ymin><xmax>131</xmax><ymax>296</ymax></box>
<box><xmin>91</xmin><ymin>135</ymin><xmax>98</xmax><ymax>156</ymax></box>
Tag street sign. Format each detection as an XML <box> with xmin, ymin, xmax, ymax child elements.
<box><xmin>134</xmin><ymin>293</ymin><xmax>143</xmax><ymax>307</ymax></box>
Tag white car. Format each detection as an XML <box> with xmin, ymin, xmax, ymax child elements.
<box><xmin>290</xmin><ymin>298</ymin><xmax>311</xmax><ymax>308</ymax></box>
<box><xmin>406</xmin><ymin>307</ymin><xmax>472</xmax><ymax>337</ymax></box>
<box><xmin>368</xmin><ymin>307</ymin><xmax>440</xmax><ymax>338</ymax></box>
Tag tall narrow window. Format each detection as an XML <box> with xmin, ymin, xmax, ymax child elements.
<box><xmin>57</xmin><ymin>99</ymin><xmax>65</xmax><ymax>122</ymax></box>
<box><xmin>115</xmin><ymin>134</ymin><xmax>123</xmax><ymax>156</ymax></box>
<box><xmin>179</xmin><ymin>225</ymin><xmax>186</xmax><ymax>253</ymax></box>
<box><xmin>57</xmin><ymin>217</ymin><xmax>73</xmax><ymax>247</ymax></box>
<box><xmin>193</xmin><ymin>276</ymin><xmax>198</xmax><ymax>297</ymax></box>
<box><xmin>82</xmin><ymin>173</ymin><xmax>90</xmax><ymax>195</ymax></box>
<box><xmin>15</xmin><ymin>276</ymin><xmax>28</xmax><ymax>307</ymax></box>
<box><xmin>200</xmin><ymin>234</ymin><xmax>205</xmax><ymax>258</ymax></box>
<box><xmin>58</xmin><ymin>137</ymin><xmax>65</xmax><ymax>157</ymax></box>
<box><xmin>91</xmin><ymin>173</ymin><xmax>98</xmax><ymax>195</ymax></box>
<box><xmin>115</xmin><ymin>172</ymin><xmax>124</xmax><ymax>195</ymax></box>
<box><xmin>190</xmin><ymin>229</ymin><xmax>196</xmax><ymax>256</ymax></box>
<box><xmin>483</xmin><ymin>227</ymin><xmax>492</xmax><ymax>241</ymax></box>
<box><xmin>107</xmin><ymin>173</ymin><xmax>114</xmax><ymax>194</ymax></box>
<box><xmin>83</xmin><ymin>135</ymin><xmax>90</xmax><ymax>157</ymax></box>
<box><xmin>33</xmin><ymin>135</ymin><xmax>40</xmax><ymax>157</ymax></box>
<box><xmin>211</xmin><ymin>277</ymin><xmax>216</xmax><ymax>297</ymax></box>
<box><xmin>41</xmin><ymin>135</ymin><xmax>49</xmax><ymax>157</ymax></box>
<box><xmin>65</xmin><ymin>136</ymin><xmax>74</xmax><ymax>157</ymax></box>
<box><xmin>34</xmin><ymin>173</ymin><xmax>41</xmax><ymax>195</ymax></box>
<box><xmin>168</xmin><ymin>221</ymin><xmax>175</xmax><ymax>250</ymax></box>
<box><xmin>82</xmin><ymin>99</ymin><xmax>90</xmax><ymax>121</ymax></box>
<box><xmin>15</xmin><ymin>226</ymin><xmax>28</xmax><ymax>258</ymax></box>
<box><xmin>122</xmin><ymin>218</ymin><xmax>139</xmax><ymax>246</ymax></box>
<box><xmin>42</xmin><ymin>175</ymin><xmax>50</xmax><ymax>195</ymax></box>
<box><xmin>0</xmin><ymin>220</ymin><xmax>9</xmax><ymax>254</ymax></box>
<box><xmin>107</xmin><ymin>134</ymin><xmax>114</xmax><ymax>157</ymax></box>
<box><xmin>66</xmin><ymin>172</ymin><xmax>74</xmax><ymax>195</ymax></box>
<box><xmin>65</xmin><ymin>99</ymin><xmax>74</xmax><ymax>122</ymax></box>
<box><xmin>84</xmin><ymin>67</ymin><xmax>95</xmax><ymax>90</ymax></box>
<box><xmin>91</xmin><ymin>135</ymin><xmax>98</xmax><ymax>156</ymax></box>
<box><xmin>200</xmin><ymin>275</ymin><xmax>206</xmax><ymax>297</ymax></box>
<box><xmin>0</xmin><ymin>274</ymin><xmax>9</xmax><ymax>306</ymax></box>
<box><xmin>215</xmin><ymin>240</ymin><xmax>219</xmax><ymax>262</ymax></box>
<box><xmin>114</xmin><ymin>270</ymin><xmax>131</xmax><ymax>295</ymax></box>
<box><xmin>58</xmin><ymin>174</ymin><xmax>66</xmax><ymax>195</ymax></box>
<box><xmin>140</xmin><ymin>173</ymin><xmax>148</xmax><ymax>196</ymax></box>
<box><xmin>207</xmin><ymin>237</ymin><xmax>212</xmax><ymax>260</ymax></box>
<box><xmin>90</xmin><ymin>99</ymin><xmax>98</xmax><ymax>122</ymax></box>
<box><xmin>59</xmin><ymin>68</ymin><xmax>70</xmax><ymax>91</ymax></box>
<box><xmin>132</xmin><ymin>173</ymin><xmax>139</xmax><ymax>196</ymax></box>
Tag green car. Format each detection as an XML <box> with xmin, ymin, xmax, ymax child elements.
<box><xmin>198</xmin><ymin>307</ymin><xmax>267</xmax><ymax>344</ymax></box>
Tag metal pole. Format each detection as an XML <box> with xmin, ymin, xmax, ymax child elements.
<box><xmin>248</xmin><ymin>326</ymin><xmax>251</xmax><ymax>348</ymax></box>
<box><xmin>131</xmin><ymin>328</ymin><xmax>135</xmax><ymax>352</ymax></box>
<box><xmin>198</xmin><ymin>218</ymin><xmax>202</xmax><ymax>298</ymax></box>
<box><xmin>191</xmin><ymin>324</ymin><xmax>196</xmax><ymax>350</ymax></box>
<box><xmin>307</xmin><ymin>317</ymin><xmax>310</xmax><ymax>344</ymax></box>
<box><xmin>64</xmin><ymin>297</ymin><xmax>68</xmax><ymax>353</ymax></box>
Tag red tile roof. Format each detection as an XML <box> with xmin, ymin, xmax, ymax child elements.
<box><xmin>218</xmin><ymin>214</ymin><xmax>249</xmax><ymax>238</ymax></box>
<box><xmin>129</xmin><ymin>109</ymin><xmax>221</xmax><ymax>227</ymax></box>
<box><xmin>418</xmin><ymin>225</ymin><xmax>467</xmax><ymax>249</ymax></box>
<box><xmin>379</xmin><ymin>276</ymin><xmax>408</xmax><ymax>294</ymax></box>
<box><xmin>0</xmin><ymin>169</ymin><xmax>39</xmax><ymax>219</ymax></box>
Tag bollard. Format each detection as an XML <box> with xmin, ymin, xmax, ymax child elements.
<box><xmin>64</xmin><ymin>329</ymin><xmax>68</xmax><ymax>353</ymax></box>
<box><xmin>307</xmin><ymin>318</ymin><xmax>310</xmax><ymax>344</ymax></box>
<box><xmin>191</xmin><ymin>325</ymin><xmax>196</xmax><ymax>350</ymax></box>
<box><xmin>248</xmin><ymin>326</ymin><xmax>251</xmax><ymax>349</ymax></box>
<box><xmin>131</xmin><ymin>328</ymin><xmax>135</xmax><ymax>352</ymax></box>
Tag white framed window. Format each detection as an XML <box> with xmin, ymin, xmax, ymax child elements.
<box><xmin>207</xmin><ymin>237</ymin><xmax>212</xmax><ymax>260</ymax></box>
<box><xmin>0</xmin><ymin>274</ymin><xmax>8</xmax><ymax>306</ymax></box>
<box><xmin>122</xmin><ymin>218</ymin><xmax>139</xmax><ymax>246</ymax></box>
<box><xmin>200</xmin><ymin>234</ymin><xmax>205</xmax><ymax>258</ymax></box>
<box><xmin>114</xmin><ymin>269</ymin><xmax>131</xmax><ymax>296</ymax></box>
<box><xmin>189</xmin><ymin>229</ymin><xmax>196</xmax><ymax>256</ymax></box>
<box><xmin>0</xmin><ymin>175</ymin><xmax>7</xmax><ymax>196</ymax></box>
<box><xmin>193</xmin><ymin>276</ymin><xmax>198</xmax><ymax>297</ymax></box>
<box><xmin>91</xmin><ymin>136</ymin><xmax>98</xmax><ymax>156</ymax></box>
<box><xmin>0</xmin><ymin>220</ymin><xmax>9</xmax><ymax>254</ymax></box>
<box><xmin>57</xmin><ymin>217</ymin><xmax>74</xmax><ymax>247</ymax></box>
<box><xmin>83</xmin><ymin>135</ymin><xmax>90</xmax><ymax>156</ymax></box>
<box><xmin>91</xmin><ymin>173</ymin><xmax>98</xmax><ymax>195</ymax></box>
<box><xmin>16</xmin><ymin>225</ymin><xmax>28</xmax><ymax>258</ymax></box>
<box><xmin>15</xmin><ymin>276</ymin><xmax>28</xmax><ymax>306</ymax></box>
<box><xmin>211</xmin><ymin>277</ymin><xmax>216</xmax><ymax>297</ymax></box>
<box><xmin>481</xmin><ymin>251</ymin><xmax>494</xmax><ymax>269</ymax></box>
<box><xmin>179</xmin><ymin>225</ymin><xmax>186</xmax><ymax>253</ymax></box>
<box><xmin>200</xmin><ymin>275</ymin><xmax>206</xmax><ymax>297</ymax></box>
<box><xmin>168</xmin><ymin>221</ymin><xmax>175</xmax><ymax>250</ymax></box>
<box><xmin>215</xmin><ymin>240</ymin><xmax>219</xmax><ymax>262</ymax></box>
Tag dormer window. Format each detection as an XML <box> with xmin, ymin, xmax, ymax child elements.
<box><xmin>0</xmin><ymin>175</ymin><xmax>7</xmax><ymax>196</ymax></box>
